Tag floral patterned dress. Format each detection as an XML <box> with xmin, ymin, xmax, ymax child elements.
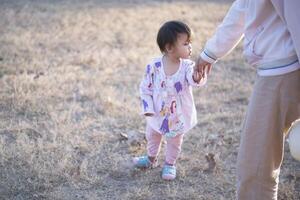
<box><xmin>140</xmin><ymin>56</ymin><xmax>206</xmax><ymax>137</ymax></box>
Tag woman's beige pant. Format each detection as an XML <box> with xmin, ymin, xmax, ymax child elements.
<box><xmin>237</xmin><ymin>69</ymin><xmax>300</xmax><ymax>200</ymax></box>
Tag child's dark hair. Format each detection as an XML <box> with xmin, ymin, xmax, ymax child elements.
<box><xmin>157</xmin><ymin>20</ymin><xmax>192</xmax><ymax>53</ymax></box>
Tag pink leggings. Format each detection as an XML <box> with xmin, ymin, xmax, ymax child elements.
<box><xmin>146</xmin><ymin>124</ymin><xmax>184</xmax><ymax>165</ymax></box>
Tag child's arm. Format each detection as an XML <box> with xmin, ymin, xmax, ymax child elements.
<box><xmin>186</xmin><ymin>62</ymin><xmax>207</xmax><ymax>87</ymax></box>
<box><xmin>139</xmin><ymin>63</ymin><xmax>155</xmax><ymax>116</ymax></box>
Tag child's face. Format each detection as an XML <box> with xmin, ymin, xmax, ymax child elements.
<box><xmin>173</xmin><ymin>33</ymin><xmax>192</xmax><ymax>59</ymax></box>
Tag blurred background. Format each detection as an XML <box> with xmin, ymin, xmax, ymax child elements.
<box><xmin>0</xmin><ymin>0</ymin><xmax>299</xmax><ymax>199</ymax></box>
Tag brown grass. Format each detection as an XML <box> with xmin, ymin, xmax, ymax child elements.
<box><xmin>0</xmin><ymin>0</ymin><xmax>299</xmax><ymax>199</ymax></box>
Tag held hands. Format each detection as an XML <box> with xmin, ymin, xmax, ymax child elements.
<box><xmin>194</xmin><ymin>56</ymin><xmax>213</xmax><ymax>83</ymax></box>
<box><xmin>192</xmin><ymin>69</ymin><xmax>205</xmax><ymax>83</ymax></box>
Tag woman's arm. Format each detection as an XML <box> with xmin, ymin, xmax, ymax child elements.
<box><xmin>200</xmin><ymin>0</ymin><xmax>246</xmax><ymax>63</ymax></box>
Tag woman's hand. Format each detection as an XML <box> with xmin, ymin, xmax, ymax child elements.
<box><xmin>196</xmin><ymin>56</ymin><xmax>212</xmax><ymax>76</ymax></box>
<box><xmin>192</xmin><ymin>70</ymin><xmax>203</xmax><ymax>83</ymax></box>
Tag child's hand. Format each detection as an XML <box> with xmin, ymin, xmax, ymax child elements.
<box><xmin>144</xmin><ymin>113</ymin><xmax>154</xmax><ymax>117</ymax></box>
<box><xmin>192</xmin><ymin>69</ymin><xmax>204</xmax><ymax>83</ymax></box>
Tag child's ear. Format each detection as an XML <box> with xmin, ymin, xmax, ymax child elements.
<box><xmin>165</xmin><ymin>44</ymin><xmax>174</xmax><ymax>53</ymax></box>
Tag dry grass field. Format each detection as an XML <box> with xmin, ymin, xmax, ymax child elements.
<box><xmin>0</xmin><ymin>0</ymin><xmax>299</xmax><ymax>199</ymax></box>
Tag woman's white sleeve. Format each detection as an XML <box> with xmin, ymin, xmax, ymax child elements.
<box><xmin>200</xmin><ymin>0</ymin><xmax>246</xmax><ymax>63</ymax></box>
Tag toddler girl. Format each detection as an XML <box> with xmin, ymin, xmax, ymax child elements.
<box><xmin>133</xmin><ymin>20</ymin><xmax>206</xmax><ymax>180</ymax></box>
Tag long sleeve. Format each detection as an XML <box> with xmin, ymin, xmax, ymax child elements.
<box><xmin>139</xmin><ymin>64</ymin><xmax>155</xmax><ymax>115</ymax></box>
<box><xmin>200</xmin><ymin>0</ymin><xmax>246</xmax><ymax>63</ymax></box>
<box><xmin>185</xmin><ymin>61</ymin><xmax>207</xmax><ymax>87</ymax></box>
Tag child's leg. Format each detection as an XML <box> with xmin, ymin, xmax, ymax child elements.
<box><xmin>146</xmin><ymin>124</ymin><xmax>163</xmax><ymax>161</ymax></box>
<box><xmin>165</xmin><ymin>133</ymin><xmax>184</xmax><ymax>165</ymax></box>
